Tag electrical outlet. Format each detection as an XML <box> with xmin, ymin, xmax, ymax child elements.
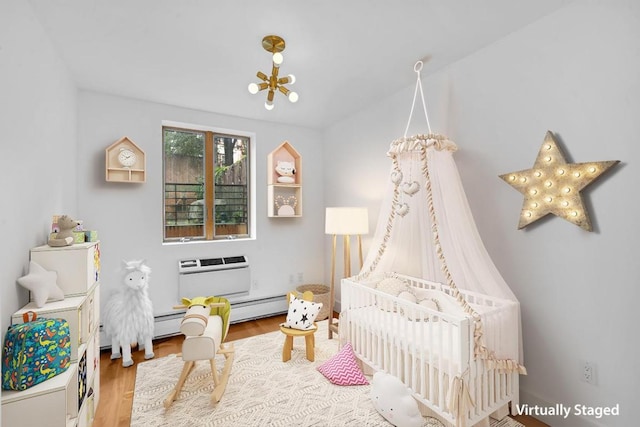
<box><xmin>252</xmin><ymin>280</ymin><xmax>258</xmax><ymax>289</ymax></box>
<box><xmin>297</xmin><ymin>272</ymin><xmax>304</xmax><ymax>283</ymax></box>
<box><xmin>582</xmin><ymin>361</ymin><xmax>596</xmax><ymax>384</ymax></box>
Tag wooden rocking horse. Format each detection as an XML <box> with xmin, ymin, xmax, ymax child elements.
<box><xmin>164</xmin><ymin>296</ymin><xmax>235</xmax><ymax>408</ymax></box>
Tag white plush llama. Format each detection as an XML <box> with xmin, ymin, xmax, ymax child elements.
<box><xmin>103</xmin><ymin>260</ymin><xmax>155</xmax><ymax>367</ymax></box>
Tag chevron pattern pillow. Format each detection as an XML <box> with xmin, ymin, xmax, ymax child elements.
<box><xmin>317</xmin><ymin>343</ymin><xmax>369</xmax><ymax>386</ymax></box>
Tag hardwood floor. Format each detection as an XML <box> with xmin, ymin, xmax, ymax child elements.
<box><xmin>93</xmin><ymin>314</ymin><xmax>547</xmax><ymax>427</ymax></box>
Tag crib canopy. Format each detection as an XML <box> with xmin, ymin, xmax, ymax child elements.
<box><xmin>357</xmin><ymin>134</ymin><xmax>524</xmax><ymax>370</ymax></box>
<box><xmin>360</xmin><ymin>134</ymin><xmax>516</xmax><ymax>301</ymax></box>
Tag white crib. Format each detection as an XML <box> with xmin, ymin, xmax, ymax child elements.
<box><xmin>340</xmin><ymin>272</ymin><xmax>520</xmax><ymax>427</ymax></box>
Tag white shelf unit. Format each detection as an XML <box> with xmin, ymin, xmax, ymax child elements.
<box><xmin>2</xmin><ymin>243</ymin><xmax>101</xmax><ymax>427</ymax></box>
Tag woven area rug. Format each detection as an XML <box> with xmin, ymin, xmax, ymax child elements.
<box><xmin>132</xmin><ymin>321</ymin><xmax>445</xmax><ymax>427</ymax></box>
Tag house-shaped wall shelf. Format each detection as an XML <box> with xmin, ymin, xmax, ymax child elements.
<box><xmin>105</xmin><ymin>136</ymin><xmax>146</xmax><ymax>183</ymax></box>
<box><xmin>267</xmin><ymin>141</ymin><xmax>302</xmax><ymax>217</ymax></box>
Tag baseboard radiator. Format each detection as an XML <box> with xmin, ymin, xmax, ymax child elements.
<box><xmin>100</xmin><ymin>255</ymin><xmax>288</xmax><ymax>348</ymax></box>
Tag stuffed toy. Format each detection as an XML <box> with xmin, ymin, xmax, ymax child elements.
<box><xmin>275</xmin><ymin>160</ymin><xmax>296</xmax><ymax>183</ymax></box>
<box><xmin>103</xmin><ymin>260</ymin><xmax>155</xmax><ymax>367</ymax></box>
<box><xmin>370</xmin><ymin>371</ymin><xmax>423</xmax><ymax>427</ymax></box>
<box><xmin>48</xmin><ymin>215</ymin><xmax>80</xmax><ymax>247</ymax></box>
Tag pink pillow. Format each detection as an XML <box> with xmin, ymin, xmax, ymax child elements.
<box><xmin>317</xmin><ymin>343</ymin><xmax>369</xmax><ymax>386</ymax></box>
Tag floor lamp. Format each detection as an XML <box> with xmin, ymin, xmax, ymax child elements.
<box><xmin>325</xmin><ymin>207</ymin><xmax>369</xmax><ymax>339</ymax></box>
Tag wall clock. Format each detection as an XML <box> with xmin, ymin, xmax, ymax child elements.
<box><xmin>117</xmin><ymin>147</ymin><xmax>137</xmax><ymax>168</ymax></box>
<box><xmin>105</xmin><ymin>136</ymin><xmax>146</xmax><ymax>183</ymax></box>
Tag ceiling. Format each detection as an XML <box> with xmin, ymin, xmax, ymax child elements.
<box><xmin>28</xmin><ymin>0</ymin><xmax>570</xmax><ymax>129</ymax></box>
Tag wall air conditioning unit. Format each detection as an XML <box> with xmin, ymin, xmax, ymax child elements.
<box><xmin>178</xmin><ymin>255</ymin><xmax>251</xmax><ymax>301</ymax></box>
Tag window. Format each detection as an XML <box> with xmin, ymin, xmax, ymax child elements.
<box><xmin>163</xmin><ymin>123</ymin><xmax>254</xmax><ymax>241</ymax></box>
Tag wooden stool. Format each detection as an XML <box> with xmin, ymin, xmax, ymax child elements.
<box><xmin>280</xmin><ymin>325</ymin><xmax>316</xmax><ymax>362</ymax></box>
<box><xmin>280</xmin><ymin>291</ymin><xmax>317</xmax><ymax>362</ymax></box>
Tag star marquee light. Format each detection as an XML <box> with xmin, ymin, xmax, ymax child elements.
<box><xmin>499</xmin><ymin>131</ymin><xmax>619</xmax><ymax>231</ymax></box>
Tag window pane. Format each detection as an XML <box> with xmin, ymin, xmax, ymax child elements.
<box><xmin>214</xmin><ymin>135</ymin><xmax>249</xmax><ymax>238</ymax></box>
<box><xmin>164</xmin><ymin>128</ymin><xmax>206</xmax><ymax>240</ymax></box>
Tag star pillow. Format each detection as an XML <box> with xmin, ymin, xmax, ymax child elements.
<box><xmin>317</xmin><ymin>342</ymin><xmax>369</xmax><ymax>386</ymax></box>
<box><xmin>17</xmin><ymin>261</ymin><xmax>65</xmax><ymax>307</ymax></box>
<box><xmin>282</xmin><ymin>294</ymin><xmax>322</xmax><ymax>330</ymax></box>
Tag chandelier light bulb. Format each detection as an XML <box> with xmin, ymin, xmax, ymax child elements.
<box><xmin>288</xmin><ymin>91</ymin><xmax>299</xmax><ymax>103</ymax></box>
<box><xmin>248</xmin><ymin>83</ymin><xmax>259</xmax><ymax>94</ymax></box>
<box><xmin>265</xmin><ymin>100</ymin><xmax>274</xmax><ymax>110</ymax></box>
<box><xmin>287</xmin><ymin>74</ymin><xmax>296</xmax><ymax>84</ymax></box>
<box><xmin>272</xmin><ymin>52</ymin><xmax>284</xmax><ymax>65</ymax></box>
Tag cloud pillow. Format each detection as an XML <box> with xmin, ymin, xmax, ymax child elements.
<box><xmin>370</xmin><ymin>371</ymin><xmax>423</xmax><ymax>427</ymax></box>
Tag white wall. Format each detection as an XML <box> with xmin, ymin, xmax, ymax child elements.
<box><xmin>0</xmin><ymin>2</ymin><xmax>77</xmax><ymax>337</ymax></box>
<box><xmin>76</xmin><ymin>91</ymin><xmax>325</xmax><ymax>318</ymax></box>
<box><xmin>323</xmin><ymin>1</ymin><xmax>639</xmax><ymax>426</ymax></box>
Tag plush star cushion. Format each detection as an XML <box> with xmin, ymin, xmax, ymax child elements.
<box><xmin>17</xmin><ymin>261</ymin><xmax>65</xmax><ymax>307</ymax></box>
<box><xmin>317</xmin><ymin>342</ymin><xmax>369</xmax><ymax>386</ymax></box>
<box><xmin>370</xmin><ymin>371</ymin><xmax>423</xmax><ymax>427</ymax></box>
<box><xmin>282</xmin><ymin>294</ymin><xmax>322</xmax><ymax>330</ymax></box>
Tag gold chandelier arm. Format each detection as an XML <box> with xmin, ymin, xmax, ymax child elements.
<box><xmin>277</xmin><ymin>85</ymin><xmax>290</xmax><ymax>96</ymax></box>
<box><xmin>266</xmin><ymin>90</ymin><xmax>275</xmax><ymax>102</ymax></box>
<box><xmin>256</xmin><ymin>71</ymin><xmax>269</xmax><ymax>81</ymax></box>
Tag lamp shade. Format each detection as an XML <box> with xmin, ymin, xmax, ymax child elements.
<box><xmin>325</xmin><ymin>207</ymin><xmax>369</xmax><ymax>235</ymax></box>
